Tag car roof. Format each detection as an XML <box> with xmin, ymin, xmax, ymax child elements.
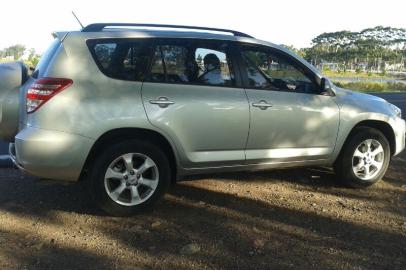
<box><xmin>67</xmin><ymin>28</ymin><xmax>277</xmax><ymax>49</ymax></box>
<box><xmin>98</xmin><ymin>28</ymin><xmax>248</xmax><ymax>41</ymax></box>
<box><xmin>81</xmin><ymin>23</ymin><xmax>254</xmax><ymax>38</ymax></box>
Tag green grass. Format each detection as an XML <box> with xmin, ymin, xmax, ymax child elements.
<box><xmin>323</xmin><ymin>70</ymin><xmax>395</xmax><ymax>79</ymax></box>
<box><xmin>333</xmin><ymin>81</ymin><xmax>406</xmax><ymax>93</ymax></box>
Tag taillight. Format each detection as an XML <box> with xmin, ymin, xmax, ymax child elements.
<box><xmin>26</xmin><ymin>78</ymin><xmax>73</xmax><ymax>113</ymax></box>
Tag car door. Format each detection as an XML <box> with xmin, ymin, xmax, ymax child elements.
<box><xmin>142</xmin><ymin>39</ymin><xmax>249</xmax><ymax>168</ymax></box>
<box><xmin>239</xmin><ymin>44</ymin><xmax>340</xmax><ymax>163</ymax></box>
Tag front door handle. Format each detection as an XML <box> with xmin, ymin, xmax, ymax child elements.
<box><xmin>149</xmin><ymin>97</ymin><xmax>175</xmax><ymax>108</ymax></box>
<box><xmin>252</xmin><ymin>100</ymin><xmax>273</xmax><ymax>110</ymax></box>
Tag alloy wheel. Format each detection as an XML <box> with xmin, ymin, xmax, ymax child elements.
<box><xmin>104</xmin><ymin>153</ymin><xmax>159</xmax><ymax>206</ymax></box>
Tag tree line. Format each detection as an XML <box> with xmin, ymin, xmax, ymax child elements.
<box><xmin>2</xmin><ymin>26</ymin><xmax>406</xmax><ymax>75</ymax></box>
<box><xmin>285</xmin><ymin>26</ymin><xmax>406</xmax><ymax>74</ymax></box>
<box><xmin>0</xmin><ymin>44</ymin><xmax>41</xmax><ymax>67</ymax></box>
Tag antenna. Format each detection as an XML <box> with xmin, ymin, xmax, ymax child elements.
<box><xmin>72</xmin><ymin>11</ymin><xmax>84</xmax><ymax>29</ymax></box>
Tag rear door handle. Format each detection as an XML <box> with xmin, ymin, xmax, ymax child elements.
<box><xmin>149</xmin><ymin>97</ymin><xmax>175</xmax><ymax>108</ymax></box>
<box><xmin>252</xmin><ymin>100</ymin><xmax>273</xmax><ymax>110</ymax></box>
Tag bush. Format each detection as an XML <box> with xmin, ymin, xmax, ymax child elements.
<box><xmin>322</xmin><ymin>65</ymin><xmax>331</xmax><ymax>72</ymax></box>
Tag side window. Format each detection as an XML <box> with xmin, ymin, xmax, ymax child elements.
<box><xmin>195</xmin><ymin>47</ymin><xmax>234</xmax><ymax>86</ymax></box>
<box><xmin>147</xmin><ymin>40</ymin><xmax>235</xmax><ymax>87</ymax></box>
<box><xmin>89</xmin><ymin>40</ymin><xmax>151</xmax><ymax>81</ymax></box>
<box><xmin>241</xmin><ymin>47</ymin><xmax>320</xmax><ymax>94</ymax></box>
<box><xmin>242</xmin><ymin>50</ymin><xmax>270</xmax><ymax>89</ymax></box>
<box><xmin>149</xmin><ymin>48</ymin><xmax>165</xmax><ymax>82</ymax></box>
<box><xmin>150</xmin><ymin>45</ymin><xmax>189</xmax><ymax>83</ymax></box>
<box><xmin>94</xmin><ymin>43</ymin><xmax>117</xmax><ymax>69</ymax></box>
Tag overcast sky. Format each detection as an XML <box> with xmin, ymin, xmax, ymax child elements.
<box><xmin>1</xmin><ymin>0</ymin><xmax>405</xmax><ymax>53</ymax></box>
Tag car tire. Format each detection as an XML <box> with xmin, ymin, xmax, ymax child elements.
<box><xmin>89</xmin><ymin>139</ymin><xmax>171</xmax><ymax>216</ymax></box>
<box><xmin>334</xmin><ymin>127</ymin><xmax>390</xmax><ymax>188</ymax></box>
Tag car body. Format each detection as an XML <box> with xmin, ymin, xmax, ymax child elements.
<box><xmin>0</xmin><ymin>23</ymin><xmax>404</xmax><ymax>215</ymax></box>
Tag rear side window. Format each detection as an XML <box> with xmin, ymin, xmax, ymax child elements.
<box><xmin>88</xmin><ymin>39</ymin><xmax>151</xmax><ymax>81</ymax></box>
<box><xmin>147</xmin><ymin>39</ymin><xmax>235</xmax><ymax>87</ymax></box>
<box><xmin>150</xmin><ymin>45</ymin><xmax>189</xmax><ymax>83</ymax></box>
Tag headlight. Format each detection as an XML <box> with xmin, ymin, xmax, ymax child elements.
<box><xmin>389</xmin><ymin>103</ymin><xmax>402</xmax><ymax>118</ymax></box>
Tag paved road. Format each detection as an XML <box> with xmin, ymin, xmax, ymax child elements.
<box><xmin>0</xmin><ymin>138</ymin><xmax>10</xmax><ymax>167</ymax></box>
<box><xmin>0</xmin><ymin>92</ymin><xmax>404</xmax><ymax>159</ymax></box>
<box><xmin>0</xmin><ymin>141</ymin><xmax>8</xmax><ymax>155</ymax></box>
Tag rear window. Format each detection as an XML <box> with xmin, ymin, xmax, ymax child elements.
<box><xmin>87</xmin><ymin>39</ymin><xmax>151</xmax><ymax>81</ymax></box>
<box><xmin>33</xmin><ymin>39</ymin><xmax>61</xmax><ymax>78</ymax></box>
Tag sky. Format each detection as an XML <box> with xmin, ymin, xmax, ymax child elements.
<box><xmin>1</xmin><ymin>0</ymin><xmax>405</xmax><ymax>53</ymax></box>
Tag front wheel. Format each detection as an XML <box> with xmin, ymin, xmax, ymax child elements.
<box><xmin>89</xmin><ymin>140</ymin><xmax>171</xmax><ymax>216</ymax></box>
<box><xmin>334</xmin><ymin>127</ymin><xmax>391</xmax><ymax>188</ymax></box>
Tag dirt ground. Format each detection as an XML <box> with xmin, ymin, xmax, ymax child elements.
<box><xmin>0</xmin><ymin>153</ymin><xmax>405</xmax><ymax>270</ymax></box>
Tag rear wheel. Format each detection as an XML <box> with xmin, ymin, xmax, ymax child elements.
<box><xmin>334</xmin><ymin>127</ymin><xmax>390</xmax><ymax>188</ymax></box>
<box><xmin>89</xmin><ymin>140</ymin><xmax>171</xmax><ymax>216</ymax></box>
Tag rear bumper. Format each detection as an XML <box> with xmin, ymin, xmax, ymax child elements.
<box><xmin>9</xmin><ymin>143</ymin><xmax>25</xmax><ymax>171</ymax></box>
<box><xmin>12</xmin><ymin>126</ymin><xmax>95</xmax><ymax>181</ymax></box>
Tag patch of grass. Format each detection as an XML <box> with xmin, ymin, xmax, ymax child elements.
<box><xmin>323</xmin><ymin>70</ymin><xmax>394</xmax><ymax>79</ymax></box>
<box><xmin>333</xmin><ymin>81</ymin><xmax>406</xmax><ymax>93</ymax></box>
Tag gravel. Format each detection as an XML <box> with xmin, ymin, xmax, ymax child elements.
<box><xmin>0</xmin><ymin>152</ymin><xmax>405</xmax><ymax>270</ymax></box>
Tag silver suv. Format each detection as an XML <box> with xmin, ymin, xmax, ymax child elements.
<box><xmin>0</xmin><ymin>23</ymin><xmax>405</xmax><ymax>215</ymax></box>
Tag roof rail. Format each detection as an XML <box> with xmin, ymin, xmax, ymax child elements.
<box><xmin>81</xmin><ymin>23</ymin><xmax>254</xmax><ymax>38</ymax></box>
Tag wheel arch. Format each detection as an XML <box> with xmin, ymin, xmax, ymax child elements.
<box><xmin>339</xmin><ymin>120</ymin><xmax>396</xmax><ymax>159</ymax></box>
<box><xmin>79</xmin><ymin>128</ymin><xmax>179</xmax><ymax>183</ymax></box>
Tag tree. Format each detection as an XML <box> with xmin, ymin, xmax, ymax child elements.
<box><xmin>282</xmin><ymin>45</ymin><xmax>305</xmax><ymax>58</ymax></box>
<box><xmin>304</xmin><ymin>26</ymin><xmax>406</xmax><ymax>72</ymax></box>
<box><xmin>27</xmin><ymin>48</ymin><xmax>41</xmax><ymax>67</ymax></box>
<box><xmin>4</xmin><ymin>44</ymin><xmax>26</xmax><ymax>60</ymax></box>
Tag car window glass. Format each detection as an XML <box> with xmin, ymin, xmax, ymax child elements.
<box><xmin>149</xmin><ymin>48</ymin><xmax>166</xmax><ymax>82</ymax></box>
<box><xmin>195</xmin><ymin>48</ymin><xmax>234</xmax><ymax>86</ymax></box>
<box><xmin>89</xmin><ymin>40</ymin><xmax>150</xmax><ymax>81</ymax></box>
<box><xmin>242</xmin><ymin>47</ymin><xmax>319</xmax><ymax>94</ymax></box>
<box><xmin>34</xmin><ymin>39</ymin><xmax>60</xmax><ymax>78</ymax></box>
<box><xmin>149</xmin><ymin>45</ymin><xmax>188</xmax><ymax>83</ymax></box>
<box><xmin>94</xmin><ymin>43</ymin><xmax>117</xmax><ymax>69</ymax></box>
<box><xmin>243</xmin><ymin>50</ymin><xmax>271</xmax><ymax>89</ymax></box>
<box><xmin>148</xmin><ymin>40</ymin><xmax>235</xmax><ymax>87</ymax></box>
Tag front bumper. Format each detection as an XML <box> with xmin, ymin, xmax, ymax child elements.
<box><xmin>11</xmin><ymin>126</ymin><xmax>95</xmax><ymax>181</ymax></box>
<box><xmin>393</xmin><ymin>117</ymin><xmax>406</xmax><ymax>156</ymax></box>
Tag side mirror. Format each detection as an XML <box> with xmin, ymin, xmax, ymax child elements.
<box><xmin>320</xmin><ymin>77</ymin><xmax>334</xmax><ymax>96</ymax></box>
